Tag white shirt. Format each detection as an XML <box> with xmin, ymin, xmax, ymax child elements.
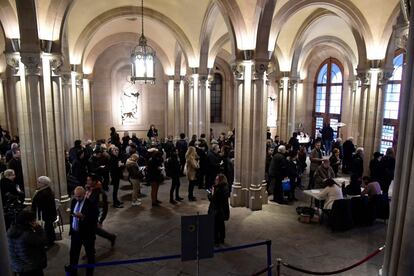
<box><xmin>317</xmin><ymin>185</ymin><xmax>343</xmax><ymax>210</ymax></box>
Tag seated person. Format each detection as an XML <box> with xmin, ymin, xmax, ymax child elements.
<box><xmin>344</xmin><ymin>175</ymin><xmax>362</xmax><ymax>196</ymax></box>
<box><xmin>361</xmin><ymin>176</ymin><xmax>382</xmax><ymax>198</ymax></box>
<box><xmin>316</xmin><ymin>178</ymin><xmax>343</xmax><ymax>210</ymax></box>
<box><xmin>314</xmin><ymin>159</ymin><xmax>335</xmax><ymax>189</ymax></box>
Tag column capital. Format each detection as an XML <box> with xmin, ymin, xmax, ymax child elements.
<box><xmin>231</xmin><ymin>63</ymin><xmax>244</xmax><ymax>81</ymax></box>
<box><xmin>378</xmin><ymin>70</ymin><xmax>394</xmax><ymax>86</ymax></box>
<box><xmin>50</xmin><ymin>54</ymin><xmax>63</xmax><ymax>76</ymax></box>
<box><xmin>20</xmin><ymin>53</ymin><xmax>41</xmax><ymax>76</ymax></box>
<box><xmin>356</xmin><ymin>70</ymin><xmax>371</xmax><ymax>86</ymax></box>
<box><xmin>5</xmin><ymin>52</ymin><xmax>20</xmax><ymax>75</ymax></box>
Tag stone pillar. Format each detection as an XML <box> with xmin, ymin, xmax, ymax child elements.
<box><xmin>179</xmin><ymin>76</ymin><xmax>185</xmax><ymax>136</ymax></box>
<box><xmin>356</xmin><ymin>71</ymin><xmax>370</xmax><ymax>147</ymax></box>
<box><xmin>173</xmin><ymin>77</ymin><xmax>185</xmax><ymax>137</ymax></box>
<box><xmin>76</xmin><ymin>76</ymin><xmax>84</xmax><ymax>140</ymax></box>
<box><xmin>278</xmin><ymin>75</ymin><xmax>289</xmax><ymax>142</ymax></box>
<box><xmin>198</xmin><ymin>74</ymin><xmax>210</xmax><ymax>136</ymax></box>
<box><xmin>230</xmin><ymin>65</ymin><xmax>244</xmax><ymax>207</ymax></box>
<box><xmin>359</xmin><ymin>63</ymin><xmax>390</xmax><ymax>175</ymax></box>
<box><xmin>287</xmin><ymin>79</ymin><xmax>298</xmax><ymax>137</ymax></box>
<box><xmin>61</xmin><ymin>73</ymin><xmax>73</xmax><ymax>149</ymax></box>
<box><xmin>82</xmin><ymin>77</ymin><xmax>93</xmax><ymax>140</ymax></box>
<box><xmin>5</xmin><ymin>54</ymin><xmax>21</xmax><ymax>136</ymax></box>
<box><xmin>348</xmin><ymin>79</ymin><xmax>359</xmax><ymax>139</ymax></box>
<box><xmin>187</xmin><ymin>68</ymin><xmax>199</xmax><ymax>137</ymax></box>
<box><xmin>383</xmin><ymin>6</ymin><xmax>414</xmax><ymax>273</ymax></box>
<box><xmin>70</xmin><ymin>71</ymin><xmax>80</xmax><ymax>139</ymax></box>
<box><xmin>230</xmin><ymin>57</ymin><xmax>267</xmax><ymax>211</ymax></box>
<box><xmin>166</xmin><ymin>75</ymin><xmax>175</xmax><ymax>136</ymax></box>
<box><xmin>0</xmin><ymin>78</ymin><xmax>7</xmax><ymax>128</ymax></box>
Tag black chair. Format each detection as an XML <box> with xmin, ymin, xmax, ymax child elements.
<box><xmin>370</xmin><ymin>194</ymin><xmax>390</xmax><ymax>222</ymax></box>
<box><xmin>329</xmin><ymin>199</ymin><xmax>354</xmax><ymax>231</ymax></box>
<box><xmin>351</xmin><ymin>196</ymin><xmax>373</xmax><ymax>226</ymax></box>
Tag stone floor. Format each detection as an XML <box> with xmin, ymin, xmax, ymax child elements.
<box><xmin>44</xmin><ymin>177</ymin><xmax>387</xmax><ymax>276</ymax></box>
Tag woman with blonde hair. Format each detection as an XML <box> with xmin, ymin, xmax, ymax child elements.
<box><xmin>185</xmin><ymin>146</ymin><xmax>199</xmax><ymax>201</ymax></box>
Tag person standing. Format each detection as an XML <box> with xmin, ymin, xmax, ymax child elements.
<box><xmin>206</xmin><ymin>144</ymin><xmax>221</xmax><ymax>189</ymax></box>
<box><xmin>342</xmin><ymin>137</ymin><xmax>355</xmax><ymax>174</ymax></box>
<box><xmin>8</xmin><ymin>210</ymin><xmax>48</xmax><ymax>276</ymax></box>
<box><xmin>176</xmin><ymin>133</ymin><xmax>188</xmax><ymax>176</ymax></box>
<box><xmin>126</xmin><ymin>154</ymin><xmax>142</xmax><ymax>206</ymax></box>
<box><xmin>208</xmin><ymin>174</ymin><xmax>230</xmax><ymax>245</ymax></box>
<box><xmin>369</xmin><ymin>152</ymin><xmax>383</xmax><ymax>182</ymax></box>
<box><xmin>109</xmin><ymin>146</ymin><xmax>123</xmax><ymax>208</ymax></box>
<box><xmin>321</xmin><ymin>123</ymin><xmax>334</xmax><ymax>154</ymax></box>
<box><xmin>69</xmin><ymin>186</ymin><xmax>98</xmax><ymax>276</ymax></box>
<box><xmin>8</xmin><ymin>150</ymin><xmax>24</xmax><ymax>194</ymax></box>
<box><xmin>329</xmin><ymin>148</ymin><xmax>341</xmax><ymax>177</ymax></box>
<box><xmin>309</xmin><ymin>141</ymin><xmax>323</xmax><ymax>189</ymax></box>
<box><xmin>379</xmin><ymin>148</ymin><xmax>396</xmax><ymax>196</ymax></box>
<box><xmin>146</xmin><ymin>149</ymin><xmax>164</xmax><ymax>206</ymax></box>
<box><xmin>288</xmin><ymin>132</ymin><xmax>300</xmax><ymax>153</ymax></box>
<box><xmin>31</xmin><ymin>176</ymin><xmax>57</xmax><ymax>247</ymax></box>
<box><xmin>147</xmin><ymin>124</ymin><xmax>158</xmax><ymax>140</ymax></box>
<box><xmin>185</xmin><ymin>146</ymin><xmax>199</xmax><ymax>201</ymax></box>
<box><xmin>165</xmin><ymin>151</ymin><xmax>183</xmax><ymax>204</ymax></box>
<box><xmin>268</xmin><ymin>145</ymin><xmax>288</xmax><ymax>204</ymax></box>
<box><xmin>351</xmin><ymin>147</ymin><xmax>364</xmax><ymax>181</ymax></box>
<box><xmin>85</xmin><ymin>174</ymin><xmax>116</xmax><ymax>247</ymax></box>
<box><xmin>1</xmin><ymin>169</ymin><xmax>24</xmax><ymax>229</ymax></box>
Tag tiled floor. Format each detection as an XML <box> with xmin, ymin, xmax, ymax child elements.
<box><xmin>44</xmin><ymin>177</ymin><xmax>387</xmax><ymax>275</ymax></box>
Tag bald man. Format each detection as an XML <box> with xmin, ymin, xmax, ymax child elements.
<box><xmin>68</xmin><ymin>186</ymin><xmax>98</xmax><ymax>276</ymax></box>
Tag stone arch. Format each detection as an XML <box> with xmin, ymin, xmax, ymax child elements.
<box><xmin>0</xmin><ymin>0</ymin><xmax>19</xmax><ymax>38</ymax></box>
<box><xmin>15</xmin><ymin>0</ymin><xmax>39</xmax><ymax>51</ymax></box>
<box><xmin>381</xmin><ymin>4</ymin><xmax>404</xmax><ymax>71</ymax></box>
<box><xmin>44</xmin><ymin>0</ymin><xmax>72</xmax><ymax>41</ymax></box>
<box><xmin>254</xmin><ymin>0</ymin><xmax>276</xmax><ymax>60</ymax></box>
<box><xmin>209</xmin><ymin>34</ymin><xmax>230</xmax><ymax>68</ymax></box>
<box><xmin>199</xmin><ymin>0</ymin><xmax>236</xmax><ymax>72</ymax></box>
<box><xmin>269</xmin><ymin>0</ymin><xmax>370</xmax><ymax>68</ymax></box>
<box><xmin>71</xmin><ymin>6</ymin><xmax>196</xmax><ymax>66</ymax></box>
<box><xmin>83</xmin><ymin>32</ymin><xmax>173</xmax><ymax>75</ymax></box>
<box><xmin>214</xmin><ymin>0</ymin><xmax>246</xmax><ymax>52</ymax></box>
<box><xmin>297</xmin><ymin>36</ymin><xmax>356</xmax><ymax>78</ymax></box>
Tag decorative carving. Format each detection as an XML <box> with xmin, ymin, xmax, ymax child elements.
<box><xmin>357</xmin><ymin>71</ymin><xmax>370</xmax><ymax>87</ymax></box>
<box><xmin>231</xmin><ymin>64</ymin><xmax>244</xmax><ymax>81</ymax></box>
<box><xmin>50</xmin><ymin>55</ymin><xmax>63</xmax><ymax>76</ymax></box>
<box><xmin>395</xmin><ymin>23</ymin><xmax>409</xmax><ymax>50</ymax></box>
<box><xmin>20</xmin><ymin>54</ymin><xmax>41</xmax><ymax>76</ymax></box>
<box><xmin>378</xmin><ymin>70</ymin><xmax>394</xmax><ymax>86</ymax></box>
<box><xmin>6</xmin><ymin>53</ymin><xmax>20</xmax><ymax>75</ymax></box>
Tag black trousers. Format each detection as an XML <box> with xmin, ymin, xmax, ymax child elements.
<box><xmin>308</xmin><ymin>170</ymin><xmax>316</xmax><ymax>190</ymax></box>
<box><xmin>19</xmin><ymin>269</ymin><xmax>44</xmax><ymax>276</ymax></box>
<box><xmin>214</xmin><ymin>216</ymin><xmax>225</xmax><ymax>243</ymax></box>
<box><xmin>188</xmin><ymin>180</ymin><xmax>197</xmax><ymax>198</ymax></box>
<box><xmin>69</xmin><ymin>232</ymin><xmax>95</xmax><ymax>276</ymax></box>
<box><xmin>179</xmin><ymin>155</ymin><xmax>186</xmax><ymax>175</ymax></box>
<box><xmin>271</xmin><ymin>177</ymin><xmax>283</xmax><ymax>202</ymax></box>
<box><xmin>111</xmin><ymin>176</ymin><xmax>121</xmax><ymax>204</ymax></box>
<box><xmin>170</xmin><ymin>177</ymin><xmax>181</xmax><ymax>200</ymax></box>
<box><xmin>44</xmin><ymin>219</ymin><xmax>56</xmax><ymax>245</ymax></box>
<box><xmin>96</xmin><ymin>226</ymin><xmax>115</xmax><ymax>242</ymax></box>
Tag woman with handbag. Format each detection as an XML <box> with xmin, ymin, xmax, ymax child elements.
<box><xmin>185</xmin><ymin>146</ymin><xmax>199</xmax><ymax>201</ymax></box>
<box><xmin>208</xmin><ymin>174</ymin><xmax>230</xmax><ymax>245</ymax></box>
<box><xmin>146</xmin><ymin>148</ymin><xmax>164</xmax><ymax>207</ymax></box>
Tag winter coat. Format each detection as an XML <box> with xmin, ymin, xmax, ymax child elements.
<box><xmin>31</xmin><ymin>186</ymin><xmax>57</xmax><ymax>222</ymax></box>
<box><xmin>314</xmin><ymin>165</ymin><xmax>335</xmax><ymax>189</ymax></box>
<box><xmin>7</xmin><ymin>225</ymin><xmax>47</xmax><ymax>272</ymax></box>
<box><xmin>86</xmin><ymin>182</ymin><xmax>108</xmax><ymax>224</ymax></box>
<box><xmin>208</xmin><ymin>184</ymin><xmax>230</xmax><ymax>221</ymax></box>
<box><xmin>186</xmin><ymin>156</ymin><xmax>199</xmax><ymax>181</ymax></box>
<box><xmin>268</xmin><ymin>152</ymin><xmax>288</xmax><ymax>179</ymax></box>
<box><xmin>146</xmin><ymin>156</ymin><xmax>164</xmax><ymax>183</ymax></box>
<box><xmin>126</xmin><ymin>159</ymin><xmax>141</xmax><ymax>180</ymax></box>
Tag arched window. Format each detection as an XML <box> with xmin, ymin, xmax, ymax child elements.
<box><xmin>313</xmin><ymin>58</ymin><xmax>343</xmax><ymax>138</ymax></box>
<box><xmin>210</xmin><ymin>73</ymin><xmax>223</xmax><ymax>123</ymax></box>
<box><xmin>381</xmin><ymin>51</ymin><xmax>405</xmax><ymax>153</ymax></box>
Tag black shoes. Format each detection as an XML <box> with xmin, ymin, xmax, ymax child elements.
<box><xmin>110</xmin><ymin>235</ymin><xmax>116</xmax><ymax>248</ymax></box>
<box><xmin>170</xmin><ymin>199</ymin><xmax>178</xmax><ymax>204</ymax></box>
<box><xmin>188</xmin><ymin>196</ymin><xmax>197</xmax><ymax>201</ymax></box>
<box><xmin>175</xmin><ymin>196</ymin><xmax>184</xmax><ymax>201</ymax></box>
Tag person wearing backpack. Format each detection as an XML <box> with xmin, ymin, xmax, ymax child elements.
<box><xmin>165</xmin><ymin>151</ymin><xmax>183</xmax><ymax>204</ymax></box>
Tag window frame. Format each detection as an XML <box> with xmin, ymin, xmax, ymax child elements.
<box><xmin>210</xmin><ymin>72</ymin><xmax>223</xmax><ymax>123</ymax></box>
<box><xmin>381</xmin><ymin>49</ymin><xmax>406</xmax><ymax>153</ymax></box>
<box><xmin>312</xmin><ymin>57</ymin><xmax>344</xmax><ymax>138</ymax></box>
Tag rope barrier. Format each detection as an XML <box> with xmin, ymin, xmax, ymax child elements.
<box><xmin>279</xmin><ymin>245</ymin><xmax>385</xmax><ymax>275</ymax></box>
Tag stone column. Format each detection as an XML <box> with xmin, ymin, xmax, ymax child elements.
<box><xmin>0</xmin><ymin>77</ymin><xmax>7</xmax><ymax>128</ymax></box>
<box><xmin>76</xmin><ymin>76</ymin><xmax>84</xmax><ymax>140</ymax></box>
<box><xmin>250</xmin><ymin>63</ymin><xmax>268</xmax><ymax>209</ymax></box>
<box><xmin>5</xmin><ymin>54</ymin><xmax>21</xmax><ymax>136</ymax></box>
<box><xmin>82</xmin><ymin>76</ymin><xmax>93</xmax><ymax>140</ymax></box>
<box><xmin>166</xmin><ymin>75</ymin><xmax>175</xmax><ymax>136</ymax></box>
<box><xmin>287</xmin><ymin>79</ymin><xmax>298</xmax><ymax>137</ymax></box>
<box><xmin>230</xmin><ymin>57</ymin><xmax>267</xmax><ymax>211</ymax></box>
<box><xmin>70</xmin><ymin>71</ymin><xmax>80</xmax><ymax>139</ymax></box>
<box><xmin>173</xmin><ymin>77</ymin><xmax>184</xmax><ymax>137</ymax></box>
<box><xmin>230</xmin><ymin>64</ymin><xmax>244</xmax><ymax>207</ymax></box>
<box><xmin>187</xmin><ymin>68</ymin><xmax>199</xmax><ymax>137</ymax></box>
<box><xmin>61</xmin><ymin>73</ymin><xmax>73</xmax><ymax>149</ymax></box>
<box><xmin>356</xmin><ymin>71</ymin><xmax>370</xmax><ymax>147</ymax></box>
<box><xmin>198</xmin><ymin>74</ymin><xmax>210</xmax><ymax>136</ymax></box>
<box><xmin>383</xmin><ymin>6</ymin><xmax>414</xmax><ymax>273</ymax></box>
<box><xmin>277</xmin><ymin>75</ymin><xmax>289</xmax><ymax>142</ymax></box>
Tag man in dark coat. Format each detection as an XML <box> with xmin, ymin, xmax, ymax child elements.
<box><xmin>268</xmin><ymin>145</ymin><xmax>288</xmax><ymax>204</ymax></box>
<box><xmin>320</xmin><ymin>123</ymin><xmax>334</xmax><ymax>154</ymax></box>
<box><xmin>69</xmin><ymin>140</ymin><xmax>83</xmax><ymax>164</ymax></box>
<box><xmin>288</xmin><ymin>132</ymin><xmax>300</xmax><ymax>153</ymax></box>
<box><xmin>7</xmin><ymin>150</ymin><xmax>24</xmax><ymax>194</ymax></box>
<box><xmin>351</xmin><ymin>148</ymin><xmax>364</xmax><ymax>181</ymax></box>
<box><xmin>379</xmin><ymin>148</ymin><xmax>395</xmax><ymax>196</ymax></box>
<box><xmin>8</xmin><ymin>210</ymin><xmax>47</xmax><ymax>275</ymax></box>
<box><xmin>342</xmin><ymin>137</ymin><xmax>355</xmax><ymax>174</ymax></box>
<box><xmin>69</xmin><ymin>186</ymin><xmax>98</xmax><ymax>276</ymax></box>
<box><xmin>208</xmin><ymin>174</ymin><xmax>230</xmax><ymax>245</ymax></box>
<box><xmin>176</xmin><ymin>133</ymin><xmax>188</xmax><ymax>176</ymax></box>
<box><xmin>31</xmin><ymin>176</ymin><xmax>57</xmax><ymax>247</ymax></box>
<box><xmin>369</xmin><ymin>152</ymin><xmax>383</xmax><ymax>182</ymax></box>
<box><xmin>206</xmin><ymin>144</ymin><xmax>221</xmax><ymax>189</ymax></box>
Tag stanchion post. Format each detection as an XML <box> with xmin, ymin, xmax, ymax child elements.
<box><xmin>64</xmin><ymin>265</ymin><xmax>71</xmax><ymax>276</ymax></box>
<box><xmin>276</xmin><ymin>258</ymin><xmax>281</xmax><ymax>276</ymax></box>
<box><xmin>266</xmin><ymin>240</ymin><xmax>272</xmax><ymax>276</ymax></box>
